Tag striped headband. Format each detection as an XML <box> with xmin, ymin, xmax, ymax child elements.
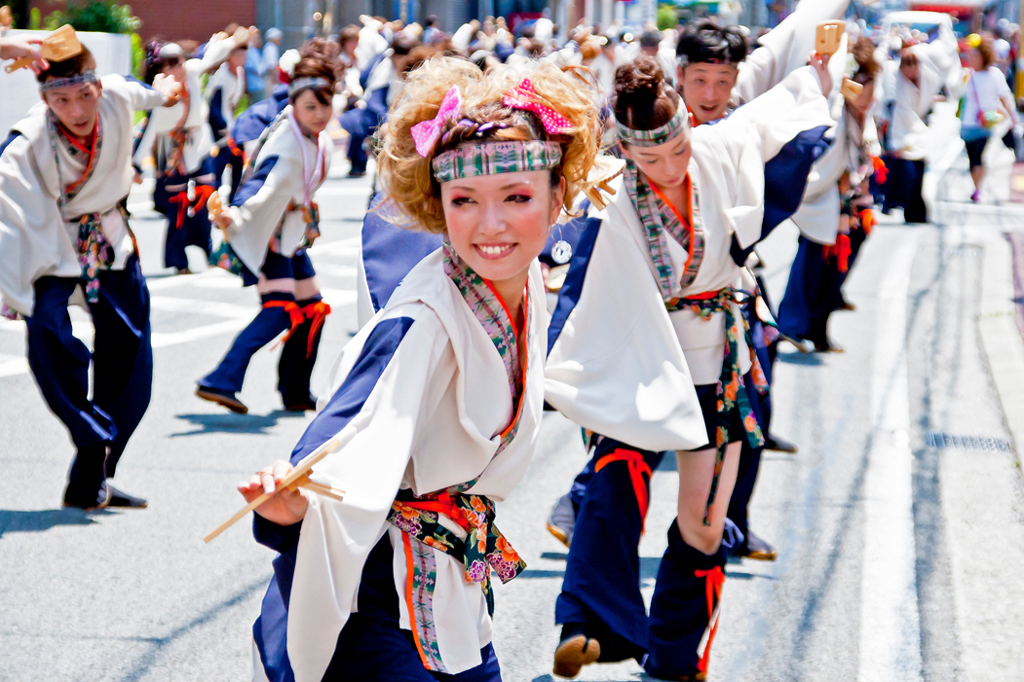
<box><xmin>615</xmin><ymin>105</ymin><xmax>688</xmax><ymax>148</ymax></box>
<box><xmin>40</xmin><ymin>70</ymin><xmax>99</xmax><ymax>93</ymax></box>
<box><xmin>289</xmin><ymin>76</ymin><xmax>331</xmax><ymax>98</ymax></box>
<box><xmin>432</xmin><ymin>140</ymin><xmax>563</xmax><ymax>183</ymax></box>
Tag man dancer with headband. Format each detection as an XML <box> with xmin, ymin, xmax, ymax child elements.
<box><xmin>0</xmin><ymin>39</ymin><xmax>180</xmax><ymax>509</ymax></box>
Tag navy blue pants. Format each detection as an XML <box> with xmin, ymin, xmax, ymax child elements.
<box><xmin>254</xmin><ymin>516</ymin><xmax>501</xmax><ymax>681</ymax></box>
<box><xmin>777</xmin><ymin>235</ymin><xmax>841</xmax><ymax>343</ymax></box>
<box><xmin>347</xmin><ymin>132</ymin><xmax>369</xmax><ymax>174</ymax></box>
<box><xmin>728</xmin><ymin>310</ymin><xmax>772</xmax><ymax>543</ymax></box>
<box><xmin>557</xmin><ymin>374</ymin><xmax>763</xmax><ymax>675</ymax></box>
<box><xmin>154</xmin><ymin>167</ymin><xmax>215</xmax><ymax>270</ymax></box>
<box><xmin>212</xmin><ymin>147</ymin><xmax>245</xmax><ymax>203</ymax></box>
<box><xmin>881</xmin><ymin>156</ymin><xmax>927</xmax><ymax>223</ymax></box>
<box><xmin>24</xmin><ymin>256</ymin><xmax>152</xmax><ymax>491</ymax></box>
<box><xmin>199</xmin><ymin>252</ymin><xmax>322</xmax><ymax>404</ymax></box>
<box><xmin>557</xmin><ymin>437</ymin><xmax>665</xmax><ymax>662</ymax></box>
<box><xmin>646</xmin><ymin>523</ymin><xmax>727</xmax><ymax>679</ymax></box>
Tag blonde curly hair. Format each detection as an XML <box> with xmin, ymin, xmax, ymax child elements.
<box><xmin>377</xmin><ymin>56</ymin><xmax>601</xmax><ymax>234</ymax></box>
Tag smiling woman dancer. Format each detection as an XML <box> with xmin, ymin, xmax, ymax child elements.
<box><xmin>544</xmin><ymin>54</ymin><xmax>832</xmax><ymax>680</ymax></box>
<box><xmin>237</xmin><ymin>56</ymin><xmax>598</xmax><ymax>681</ymax></box>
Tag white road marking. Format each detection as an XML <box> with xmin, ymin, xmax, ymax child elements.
<box><xmin>858</xmin><ymin>234</ymin><xmax>923</xmax><ymax>682</ymax></box>
<box><xmin>0</xmin><ymin>288</ymin><xmax>356</xmax><ymax>379</ymax></box>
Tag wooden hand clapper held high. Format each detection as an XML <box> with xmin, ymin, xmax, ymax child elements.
<box><xmin>815</xmin><ymin>21</ymin><xmax>845</xmax><ymax>58</ymax></box>
<box><xmin>5</xmin><ymin>24</ymin><xmax>82</xmax><ymax>73</ymax></box>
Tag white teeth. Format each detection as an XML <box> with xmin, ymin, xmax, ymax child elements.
<box><xmin>480</xmin><ymin>245</ymin><xmax>511</xmax><ymax>255</ymax></box>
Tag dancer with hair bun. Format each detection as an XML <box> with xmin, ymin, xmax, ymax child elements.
<box><xmin>195</xmin><ymin>38</ymin><xmax>340</xmax><ymax>415</ymax></box>
<box><xmin>544</xmin><ymin>53</ymin><xmax>832</xmax><ymax>680</ymax></box>
<box><xmin>238</xmin><ymin>55</ymin><xmax>599</xmax><ymax>681</ymax></box>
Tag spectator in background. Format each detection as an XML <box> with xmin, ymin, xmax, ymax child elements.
<box><xmin>263</xmin><ymin>28</ymin><xmax>282</xmax><ymax>95</ymax></box>
<box><xmin>960</xmin><ymin>34</ymin><xmax>1018</xmax><ymax>202</ymax></box>
<box><xmin>244</xmin><ymin>29</ymin><xmax>266</xmax><ymax>102</ymax></box>
<box><xmin>422</xmin><ymin>15</ymin><xmax>440</xmax><ymax>44</ymax></box>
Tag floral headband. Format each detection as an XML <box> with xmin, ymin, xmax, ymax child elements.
<box><xmin>411</xmin><ymin>79</ymin><xmax>571</xmax><ymax>182</ymax></box>
<box><xmin>289</xmin><ymin>76</ymin><xmax>331</xmax><ymax>98</ymax></box>
<box><xmin>40</xmin><ymin>70</ymin><xmax>99</xmax><ymax>92</ymax></box>
<box><xmin>615</xmin><ymin>104</ymin><xmax>688</xmax><ymax>148</ymax></box>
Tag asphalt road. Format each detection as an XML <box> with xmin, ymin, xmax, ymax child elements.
<box><xmin>2</xmin><ymin>138</ymin><xmax>1024</xmax><ymax>681</ymax></box>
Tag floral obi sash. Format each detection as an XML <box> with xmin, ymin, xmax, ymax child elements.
<box><xmin>665</xmin><ymin>287</ymin><xmax>768</xmax><ymax>525</ymax></box>
<box><xmin>387</xmin><ymin>487</ymin><xmax>526</xmax><ymax>616</ymax></box>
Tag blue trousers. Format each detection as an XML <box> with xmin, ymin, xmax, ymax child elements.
<box><xmin>200</xmin><ymin>252</ymin><xmax>322</xmax><ymax>403</ymax></box>
<box><xmin>212</xmin><ymin>147</ymin><xmax>245</xmax><ymax>203</ymax></box>
<box><xmin>646</xmin><ymin>522</ymin><xmax>727</xmax><ymax>679</ymax></box>
<box><xmin>777</xmin><ymin>235</ymin><xmax>838</xmax><ymax>343</ymax></box>
<box><xmin>326</xmin><ymin>534</ymin><xmax>502</xmax><ymax>680</ymax></box>
<box><xmin>24</xmin><ymin>256</ymin><xmax>152</xmax><ymax>489</ymax></box>
<box><xmin>729</xmin><ymin>310</ymin><xmax>771</xmax><ymax>542</ymax></box>
<box><xmin>347</xmin><ymin>132</ymin><xmax>369</xmax><ymax>174</ymax></box>
<box><xmin>881</xmin><ymin>156</ymin><xmax>927</xmax><ymax>223</ymax></box>
<box><xmin>154</xmin><ymin>168</ymin><xmax>215</xmax><ymax>270</ymax></box>
<box><xmin>254</xmin><ymin>516</ymin><xmax>502</xmax><ymax>681</ymax></box>
<box><xmin>556</xmin><ymin>437</ymin><xmax>665</xmax><ymax>662</ymax></box>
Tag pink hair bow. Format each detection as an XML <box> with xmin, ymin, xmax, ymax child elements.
<box><xmin>411</xmin><ymin>85</ymin><xmax>463</xmax><ymax>157</ymax></box>
<box><xmin>502</xmin><ymin>78</ymin><xmax>572</xmax><ymax>134</ymax></box>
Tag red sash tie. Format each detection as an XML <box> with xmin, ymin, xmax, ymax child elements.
<box><xmin>169</xmin><ymin>185</ymin><xmax>215</xmax><ymax>228</ymax></box>
<box><xmin>263</xmin><ymin>300</ymin><xmax>304</xmax><ymax>348</ymax></box>
<box><xmin>695</xmin><ymin>565</ymin><xmax>725</xmax><ymax>674</ymax></box>
<box><xmin>595</xmin><ymin>449</ymin><xmax>654</xmax><ymax>534</ymax></box>
<box><xmin>300</xmin><ymin>300</ymin><xmax>331</xmax><ymax>357</ymax></box>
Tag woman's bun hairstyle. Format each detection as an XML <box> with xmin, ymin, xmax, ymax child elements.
<box><xmin>292</xmin><ymin>37</ymin><xmax>342</xmax><ymax>105</ymax></box>
<box><xmin>378</xmin><ymin>55</ymin><xmax>600</xmax><ymax>234</ymax></box>
<box><xmin>611</xmin><ymin>54</ymin><xmax>679</xmax><ymax>132</ymax></box>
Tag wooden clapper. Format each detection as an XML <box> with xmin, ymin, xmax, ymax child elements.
<box><xmin>203</xmin><ymin>437</ymin><xmax>346</xmax><ymax>543</ymax></box>
<box><xmin>815</xmin><ymin>21</ymin><xmax>845</xmax><ymax>58</ymax></box>
<box><xmin>5</xmin><ymin>24</ymin><xmax>82</xmax><ymax>73</ymax></box>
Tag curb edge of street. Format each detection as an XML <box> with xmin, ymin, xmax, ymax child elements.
<box><xmin>977</xmin><ymin>226</ymin><xmax>1024</xmax><ymax>480</ymax></box>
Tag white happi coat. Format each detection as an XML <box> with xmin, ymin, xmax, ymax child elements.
<box><xmin>206</xmin><ymin>62</ymin><xmax>246</xmax><ymax>135</ymax></box>
<box><xmin>546</xmin><ymin>68</ymin><xmax>832</xmax><ymax>446</ymax></box>
<box><xmin>0</xmin><ymin>75</ymin><xmax>167</xmax><ymax>316</ymax></box>
<box><xmin>222</xmin><ymin>106</ymin><xmax>333</xmax><ymax>276</ymax></box>
<box><xmin>887</xmin><ymin>17</ymin><xmax>959</xmax><ymax>160</ymax></box>
<box><xmin>133</xmin><ymin>35</ymin><xmax>237</xmax><ymax>175</ymax></box>
<box><xmin>262</xmin><ymin>252</ymin><xmax>547</xmax><ymax>681</ymax></box>
<box><xmin>792</xmin><ymin>90</ymin><xmax>882</xmax><ymax>244</ymax></box>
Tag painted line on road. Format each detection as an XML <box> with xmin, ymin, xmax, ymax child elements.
<box><xmin>0</xmin><ymin>290</ymin><xmax>356</xmax><ymax>379</ymax></box>
<box><xmin>858</xmin><ymin>234</ymin><xmax>923</xmax><ymax>682</ymax></box>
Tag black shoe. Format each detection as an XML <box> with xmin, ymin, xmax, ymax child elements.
<box><xmin>346</xmin><ymin>169</ymin><xmax>367</xmax><ymax>178</ymax></box>
<box><xmin>764</xmin><ymin>433</ymin><xmax>798</xmax><ymax>454</ymax></box>
<box><xmin>812</xmin><ymin>336</ymin><xmax>844</xmax><ymax>353</ymax></box>
<box><xmin>196</xmin><ymin>385</ymin><xmax>249</xmax><ymax>414</ymax></box>
<box><xmin>63</xmin><ymin>480</ymin><xmax>111</xmax><ymax>511</ymax></box>
<box><xmin>284</xmin><ymin>395</ymin><xmax>318</xmax><ymax>412</ymax></box>
<box><xmin>105</xmin><ymin>483</ymin><xmax>148</xmax><ymax>509</ymax></box>
<box><xmin>736</xmin><ymin>530</ymin><xmax>777</xmax><ymax>562</ymax></box>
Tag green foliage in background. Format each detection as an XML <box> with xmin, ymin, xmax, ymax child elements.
<box><xmin>130</xmin><ymin>30</ymin><xmax>143</xmax><ymax>77</ymax></box>
<box><xmin>657</xmin><ymin>3</ymin><xmax>679</xmax><ymax>31</ymax></box>
<box><xmin>29</xmin><ymin>7</ymin><xmax>41</xmax><ymax>29</ymax></box>
<box><xmin>44</xmin><ymin>0</ymin><xmax>141</xmax><ymax>34</ymax></box>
